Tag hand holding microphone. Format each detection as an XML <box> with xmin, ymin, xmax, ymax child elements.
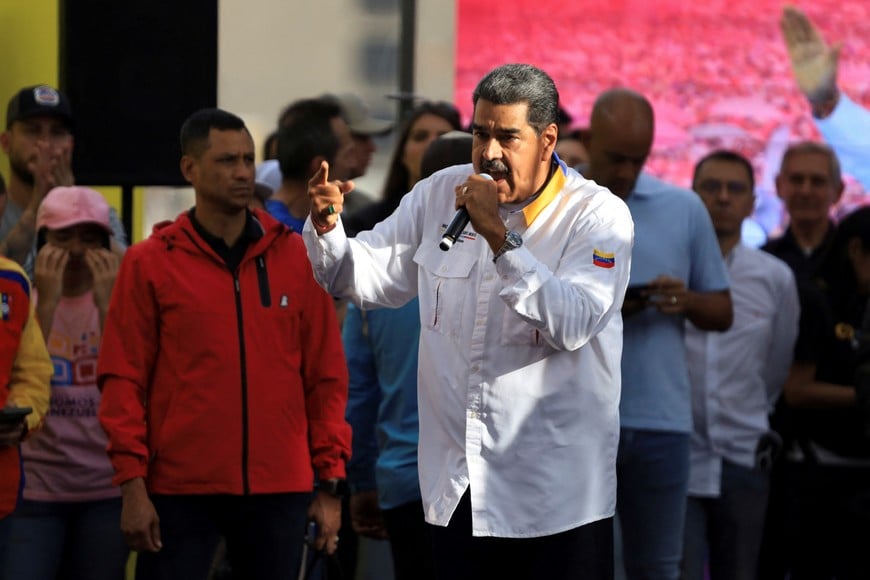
<box><xmin>440</xmin><ymin>173</ymin><xmax>494</xmax><ymax>251</ymax></box>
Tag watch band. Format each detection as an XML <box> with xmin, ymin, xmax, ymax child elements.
<box><xmin>316</xmin><ymin>478</ymin><xmax>348</xmax><ymax>499</ymax></box>
<box><xmin>493</xmin><ymin>230</ymin><xmax>523</xmax><ymax>263</ymax></box>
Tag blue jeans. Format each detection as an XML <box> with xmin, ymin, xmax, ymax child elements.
<box><xmin>2</xmin><ymin>497</ymin><xmax>128</xmax><ymax>580</ymax></box>
<box><xmin>616</xmin><ymin>428</ymin><xmax>690</xmax><ymax>580</ymax></box>
<box><xmin>681</xmin><ymin>459</ymin><xmax>770</xmax><ymax>580</ymax></box>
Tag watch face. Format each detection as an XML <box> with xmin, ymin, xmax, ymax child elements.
<box><xmin>506</xmin><ymin>231</ymin><xmax>523</xmax><ymax>249</ymax></box>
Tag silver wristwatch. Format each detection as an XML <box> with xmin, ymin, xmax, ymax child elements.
<box><xmin>493</xmin><ymin>230</ymin><xmax>523</xmax><ymax>262</ymax></box>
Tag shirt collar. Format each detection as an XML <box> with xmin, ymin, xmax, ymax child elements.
<box><xmin>517</xmin><ymin>155</ymin><xmax>566</xmax><ymax>227</ymax></box>
<box><xmin>188</xmin><ymin>208</ymin><xmax>264</xmax><ymax>249</ymax></box>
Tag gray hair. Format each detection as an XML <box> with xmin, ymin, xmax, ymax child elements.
<box><xmin>472</xmin><ymin>64</ymin><xmax>559</xmax><ymax>135</ymax></box>
<box><xmin>780</xmin><ymin>141</ymin><xmax>843</xmax><ymax>189</ymax></box>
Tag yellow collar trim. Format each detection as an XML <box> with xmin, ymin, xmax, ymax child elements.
<box><xmin>521</xmin><ymin>165</ymin><xmax>566</xmax><ymax>226</ymax></box>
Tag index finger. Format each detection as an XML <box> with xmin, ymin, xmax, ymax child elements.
<box><xmin>310</xmin><ymin>161</ymin><xmax>330</xmax><ymax>187</ymax></box>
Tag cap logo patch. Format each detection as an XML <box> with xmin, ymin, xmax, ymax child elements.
<box><xmin>33</xmin><ymin>86</ymin><xmax>60</xmax><ymax>107</ymax></box>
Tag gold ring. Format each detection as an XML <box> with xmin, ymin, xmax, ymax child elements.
<box><xmin>670</xmin><ymin>296</ymin><xmax>677</xmax><ymax>305</ymax></box>
<box><xmin>327</xmin><ymin>204</ymin><xmax>336</xmax><ymax>215</ymax></box>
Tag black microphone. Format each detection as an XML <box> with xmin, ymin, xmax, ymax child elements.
<box><xmin>440</xmin><ymin>173</ymin><xmax>493</xmax><ymax>251</ymax></box>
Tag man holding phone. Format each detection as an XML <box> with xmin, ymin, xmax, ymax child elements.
<box><xmin>581</xmin><ymin>88</ymin><xmax>732</xmax><ymax>579</ymax></box>
<box><xmin>0</xmin><ymin>255</ymin><xmax>53</xmax><ymax>566</ymax></box>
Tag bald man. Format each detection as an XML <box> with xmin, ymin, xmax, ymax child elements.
<box><xmin>581</xmin><ymin>89</ymin><xmax>733</xmax><ymax>580</ymax></box>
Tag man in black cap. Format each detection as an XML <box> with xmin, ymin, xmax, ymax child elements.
<box><xmin>0</xmin><ymin>85</ymin><xmax>126</xmax><ymax>272</ymax></box>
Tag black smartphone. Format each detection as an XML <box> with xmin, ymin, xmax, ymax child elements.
<box><xmin>624</xmin><ymin>284</ymin><xmax>651</xmax><ymax>302</ymax></box>
<box><xmin>0</xmin><ymin>406</ymin><xmax>32</xmax><ymax>425</ymax></box>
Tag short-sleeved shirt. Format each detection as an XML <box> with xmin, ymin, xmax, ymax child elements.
<box><xmin>620</xmin><ymin>172</ymin><xmax>730</xmax><ymax>433</ymax></box>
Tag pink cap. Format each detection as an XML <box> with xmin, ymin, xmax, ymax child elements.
<box><xmin>36</xmin><ymin>186</ymin><xmax>112</xmax><ymax>234</ymax></box>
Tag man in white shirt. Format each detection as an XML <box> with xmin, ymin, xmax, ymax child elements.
<box><xmin>681</xmin><ymin>150</ymin><xmax>799</xmax><ymax>580</ymax></box>
<box><xmin>303</xmin><ymin>63</ymin><xmax>633</xmax><ymax>579</ymax></box>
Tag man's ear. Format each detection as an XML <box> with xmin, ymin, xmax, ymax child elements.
<box><xmin>0</xmin><ymin>131</ymin><xmax>10</xmax><ymax>155</ymax></box>
<box><xmin>541</xmin><ymin>123</ymin><xmax>558</xmax><ymax>161</ymax></box>
<box><xmin>179</xmin><ymin>155</ymin><xmax>197</xmax><ymax>185</ymax></box>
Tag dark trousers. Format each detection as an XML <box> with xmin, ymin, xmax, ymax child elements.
<box><xmin>430</xmin><ymin>490</ymin><xmax>613</xmax><ymax>580</ymax></box>
<box><xmin>787</xmin><ymin>462</ymin><xmax>870</xmax><ymax>580</ymax></box>
<box><xmin>382</xmin><ymin>499</ymin><xmax>434</xmax><ymax>580</ymax></box>
<box><xmin>136</xmin><ymin>493</ymin><xmax>311</xmax><ymax>580</ymax></box>
<box><xmin>680</xmin><ymin>460</ymin><xmax>770</xmax><ymax>580</ymax></box>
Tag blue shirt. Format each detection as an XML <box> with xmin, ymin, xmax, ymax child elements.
<box><xmin>816</xmin><ymin>93</ymin><xmax>870</xmax><ymax>191</ymax></box>
<box><xmin>265</xmin><ymin>199</ymin><xmax>305</xmax><ymax>233</ymax></box>
<box><xmin>620</xmin><ymin>172</ymin><xmax>730</xmax><ymax>433</ymax></box>
<box><xmin>343</xmin><ymin>300</ymin><xmax>422</xmax><ymax>510</ymax></box>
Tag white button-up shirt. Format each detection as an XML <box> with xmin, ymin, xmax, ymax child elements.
<box><xmin>304</xmin><ymin>162</ymin><xmax>633</xmax><ymax>537</ymax></box>
<box><xmin>685</xmin><ymin>244</ymin><xmax>799</xmax><ymax>496</ymax></box>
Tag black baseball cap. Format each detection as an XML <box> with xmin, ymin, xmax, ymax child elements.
<box><xmin>6</xmin><ymin>85</ymin><xmax>74</xmax><ymax>130</ymax></box>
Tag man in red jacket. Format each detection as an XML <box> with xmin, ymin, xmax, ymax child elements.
<box><xmin>97</xmin><ymin>108</ymin><xmax>351</xmax><ymax>580</ymax></box>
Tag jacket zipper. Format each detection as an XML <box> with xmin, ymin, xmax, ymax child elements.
<box><xmin>233</xmin><ymin>274</ymin><xmax>250</xmax><ymax>495</ymax></box>
<box><xmin>180</xmin><ymin>227</ymin><xmax>254</xmax><ymax>494</ymax></box>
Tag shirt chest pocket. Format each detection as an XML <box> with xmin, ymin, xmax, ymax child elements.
<box><xmin>413</xmin><ymin>245</ymin><xmax>477</xmax><ymax>338</ymax></box>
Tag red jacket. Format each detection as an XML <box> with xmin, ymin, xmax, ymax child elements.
<box><xmin>0</xmin><ymin>258</ymin><xmax>52</xmax><ymax>518</ymax></box>
<box><xmin>97</xmin><ymin>210</ymin><xmax>350</xmax><ymax>495</ymax></box>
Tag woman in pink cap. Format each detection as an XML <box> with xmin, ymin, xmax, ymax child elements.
<box><xmin>2</xmin><ymin>186</ymin><xmax>127</xmax><ymax>579</ymax></box>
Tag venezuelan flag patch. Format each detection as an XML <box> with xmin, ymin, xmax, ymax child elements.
<box><xmin>592</xmin><ymin>249</ymin><xmax>615</xmax><ymax>269</ymax></box>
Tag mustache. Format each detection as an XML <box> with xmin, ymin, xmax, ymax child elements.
<box><xmin>480</xmin><ymin>159</ymin><xmax>510</xmax><ymax>175</ymax></box>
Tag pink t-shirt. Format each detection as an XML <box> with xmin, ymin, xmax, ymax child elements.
<box><xmin>21</xmin><ymin>291</ymin><xmax>118</xmax><ymax>501</ymax></box>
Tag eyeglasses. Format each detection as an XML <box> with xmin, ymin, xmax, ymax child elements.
<box><xmin>696</xmin><ymin>178</ymin><xmax>752</xmax><ymax>196</ymax></box>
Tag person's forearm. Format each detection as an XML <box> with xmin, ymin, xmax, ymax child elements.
<box><xmin>785</xmin><ymin>380</ymin><xmax>856</xmax><ymax>409</ymax></box>
<box><xmin>811</xmin><ymin>87</ymin><xmax>840</xmax><ymax>119</ymax></box>
<box><xmin>35</xmin><ymin>302</ymin><xmax>57</xmax><ymax>340</ymax></box>
<box><xmin>0</xmin><ymin>209</ymin><xmax>38</xmax><ymax>265</ymax></box>
<box><xmin>685</xmin><ymin>290</ymin><xmax>732</xmax><ymax>331</ymax></box>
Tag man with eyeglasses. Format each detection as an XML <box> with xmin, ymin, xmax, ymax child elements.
<box><xmin>681</xmin><ymin>150</ymin><xmax>799</xmax><ymax>580</ymax></box>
